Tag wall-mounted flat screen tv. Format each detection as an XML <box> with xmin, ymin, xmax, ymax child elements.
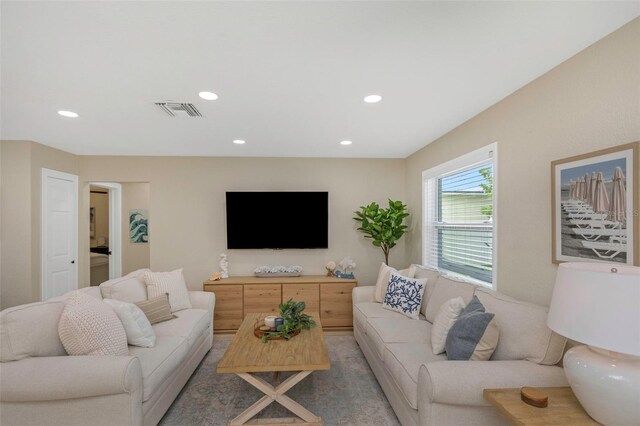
<box><xmin>225</xmin><ymin>191</ymin><xmax>329</xmax><ymax>249</ymax></box>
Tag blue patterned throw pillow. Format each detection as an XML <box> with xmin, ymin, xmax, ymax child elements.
<box><xmin>382</xmin><ymin>271</ymin><xmax>427</xmax><ymax>320</ymax></box>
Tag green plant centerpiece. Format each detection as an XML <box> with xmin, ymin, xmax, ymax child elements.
<box><xmin>353</xmin><ymin>199</ymin><xmax>409</xmax><ymax>265</ymax></box>
<box><xmin>261</xmin><ymin>299</ymin><xmax>316</xmax><ymax>343</ymax></box>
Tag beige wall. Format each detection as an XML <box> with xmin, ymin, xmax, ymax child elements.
<box><xmin>2</xmin><ymin>20</ymin><xmax>638</xmax><ymax>308</ymax></box>
<box><xmin>0</xmin><ymin>141</ymin><xmax>79</xmax><ymax>308</ymax></box>
<box><xmin>89</xmin><ymin>188</ymin><xmax>109</xmax><ymax>247</ymax></box>
<box><xmin>79</xmin><ymin>157</ymin><xmax>406</xmax><ymax>290</ymax></box>
<box><xmin>121</xmin><ymin>182</ymin><xmax>151</xmax><ymax>274</ymax></box>
<box><xmin>405</xmin><ymin>19</ymin><xmax>640</xmax><ymax>306</ymax></box>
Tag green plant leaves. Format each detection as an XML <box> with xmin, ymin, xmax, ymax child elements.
<box><xmin>353</xmin><ymin>199</ymin><xmax>409</xmax><ymax>264</ymax></box>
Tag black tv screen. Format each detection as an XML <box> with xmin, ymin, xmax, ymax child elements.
<box><xmin>226</xmin><ymin>191</ymin><xmax>329</xmax><ymax>249</ymax></box>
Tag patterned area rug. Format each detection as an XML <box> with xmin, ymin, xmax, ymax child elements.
<box><xmin>159</xmin><ymin>336</ymin><xmax>400</xmax><ymax>426</ymax></box>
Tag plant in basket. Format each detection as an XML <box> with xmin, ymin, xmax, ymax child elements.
<box><xmin>261</xmin><ymin>299</ymin><xmax>316</xmax><ymax>343</ymax></box>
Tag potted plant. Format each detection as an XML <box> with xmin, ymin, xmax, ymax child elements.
<box><xmin>261</xmin><ymin>299</ymin><xmax>316</xmax><ymax>342</ymax></box>
<box><xmin>353</xmin><ymin>199</ymin><xmax>409</xmax><ymax>264</ymax></box>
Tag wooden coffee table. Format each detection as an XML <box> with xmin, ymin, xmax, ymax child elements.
<box><xmin>217</xmin><ymin>312</ymin><xmax>330</xmax><ymax>426</ymax></box>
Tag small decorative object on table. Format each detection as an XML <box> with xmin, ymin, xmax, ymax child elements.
<box><xmin>219</xmin><ymin>254</ymin><xmax>229</xmax><ymax>278</ymax></box>
<box><xmin>256</xmin><ymin>299</ymin><xmax>315</xmax><ymax>343</ymax></box>
<box><xmin>520</xmin><ymin>387</ymin><xmax>548</xmax><ymax>408</ymax></box>
<box><xmin>208</xmin><ymin>272</ymin><xmax>222</xmax><ymax>281</ymax></box>
<box><xmin>254</xmin><ymin>265</ymin><xmax>303</xmax><ymax>277</ymax></box>
<box><xmin>335</xmin><ymin>257</ymin><xmax>356</xmax><ymax>279</ymax></box>
<box><xmin>325</xmin><ymin>261</ymin><xmax>336</xmax><ymax>277</ymax></box>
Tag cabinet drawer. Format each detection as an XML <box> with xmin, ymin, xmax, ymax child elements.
<box><xmin>244</xmin><ymin>284</ymin><xmax>281</xmax><ymax>315</ymax></box>
<box><xmin>282</xmin><ymin>283</ymin><xmax>319</xmax><ymax>314</ymax></box>
<box><xmin>210</xmin><ymin>285</ymin><xmax>243</xmax><ymax>330</ymax></box>
<box><xmin>320</xmin><ymin>282</ymin><xmax>356</xmax><ymax>327</ymax></box>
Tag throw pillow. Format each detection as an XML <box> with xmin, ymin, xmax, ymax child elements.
<box><xmin>58</xmin><ymin>292</ymin><xmax>129</xmax><ymax>356</ymax></box>
<box><xmin>431</xmin><ymin>297</ymin><xmax>466</xmax><ymax>354</ymax></box>
<box><xmin>135</xmin><ymin>294</ymin><xmax>176</xmax><ymax>325</ymax></box>
<box><xmin>103</xmin><ymin>298</ymin><xmax>156</xmax><ymax>348</ymax></box>
<box><xmin>143</xmin><ymin>268</ymin><xmax>192</xmax><ymax>312</ymax></box>
<box><xmin>445</xmin><ymin>297</ymin><xmax>500</xmax><ymax>361</ymax></box>
<box><xmin>382</xmin><ymin>271</ymin><xmax>427</xmax><ymax>320</ymax></box>
<box><xmin>374</xmin><ymin>263</ymin><xmax>417</xmax><ymax>303</ymax></box>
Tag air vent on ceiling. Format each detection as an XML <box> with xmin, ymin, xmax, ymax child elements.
<box><xmin>155</xmin><ymin>102</ymin><xmax>202</xmax><ymax>117</ymax></box>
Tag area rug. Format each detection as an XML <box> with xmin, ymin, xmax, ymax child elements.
<box><xmin>159</xmin><ymin>336</ymin><xmax>400</xmax><ymax>426</ymax></box>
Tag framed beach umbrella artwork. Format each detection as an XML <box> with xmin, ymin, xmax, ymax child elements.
<box><xmin>551</xmin><ymin>142</ymin><xmax>639</xmax><ymax>265</ymax></box>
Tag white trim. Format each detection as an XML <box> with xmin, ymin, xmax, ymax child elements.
<box><xmin>90</xmin><ymin>182</ymin><xmax>122</xmax><ymax>278</ymax></box>
<box><xmin>421</xmin><ymin>142</ymin><xmax>498</xmax><ymax>289</ymax></box>
<box><xmin>41</xmin><ymin>168</ymin><xmax>78</xmax><ymax>300</ymax></box>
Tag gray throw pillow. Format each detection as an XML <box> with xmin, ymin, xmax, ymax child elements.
<box><xmin>445</xmin><ymin>297</ymin><xmax>499</xmax><ymax>361</ymax></box>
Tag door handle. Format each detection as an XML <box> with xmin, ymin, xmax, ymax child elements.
<box><xmin>71</xmin><ymin>260</ymin><xmax>75</xmax><ymax>264</ymax></box>
<box><xmin>108</xmin><ymin>251</ymin><xmax>112</xmax><ymax>255</ymax></box>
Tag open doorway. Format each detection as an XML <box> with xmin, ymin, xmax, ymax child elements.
<box><xmin>89</xmin><ymin>182</ymin><xmax>122</xmax><ymax>285</ymax></box>
<box><xmin>89</xmin><ymin>186</ymin><xmax>111</xmax><ymax>285</ymax></box>
<box><xmin>88</xmin><ymin>181</ymin><xmax>150</xmax><ymax>286</ymax></box>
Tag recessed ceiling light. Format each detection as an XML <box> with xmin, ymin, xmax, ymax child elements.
<box><xmin>58</xmin><ymin>110</ymin><xmax>78</xmax><ymax>118</ymax></box>
<box><xmin>340</xmin><ymin>140</ymin><xmax>352</xmax><ymax>146</ymax></box>
<box><xmin>198</xmin><ymin>91</ymin><xmax>218</xmax><ymax>101</ymax></box>
<box><xmin>363</xmin><ymin>95</ymin><xmax>382</xmax><ymax>103</ymax></box>
<box><xmin>233</xmin><ymin>140</ymin><xmax>246</xmax><ymax>145</ymax></box>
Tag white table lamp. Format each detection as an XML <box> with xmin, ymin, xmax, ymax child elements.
<box><xmin>548</xmin><ymin>262</ymin><xmax>640</xmax><ymax>425</ymax></box>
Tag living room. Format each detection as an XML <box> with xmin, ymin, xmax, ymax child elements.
<box><xmin>1</xmin><ymin>2</ymin><xmax>639</xmax><ymax>426</ymax></box>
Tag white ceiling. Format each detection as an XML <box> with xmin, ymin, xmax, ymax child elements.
<box><xmin>1</xmin><ymin>1</ymin><xmax>638</xmax><ymax>158</ymax></box>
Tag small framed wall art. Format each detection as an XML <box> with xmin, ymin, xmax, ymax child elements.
<box><xmin>129</xmin><ymin>209</ymin><xmax>149</xmax><ymax>243</ymax></box>
<box><xmin>551</xmin><ymin>142</ymin><xmax>639</xmax><ymax>265</ymax></box>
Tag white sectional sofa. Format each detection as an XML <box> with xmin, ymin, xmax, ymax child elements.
<box><xmin>353</xmin><ymin>267</ymin><xmax>569</xmax><ymax>426</ymax></box>
<box><xmin>0</xmin><ymin>269</ymin><xmax>215</xmax><ymax>426</ymax></box>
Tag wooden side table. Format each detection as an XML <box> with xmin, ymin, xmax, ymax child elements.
<box><xmin>483</xmin><ymin>387</ymin><xmax>600</xmax><ymax>425</ymax></box>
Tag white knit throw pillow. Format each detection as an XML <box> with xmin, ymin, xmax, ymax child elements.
<box><xmin>144</xmin><ymin>268</ymin><xmax>192</xmax><ymax>312</ymax></box>
<box><xmin>431</xmin><ymin>296</ymin><xmax>466</xmax><ymax>355</ymax></box>
<box><xmin>58</xmin><ymin>292</ymin><xmax>128</xmax><ymax>356</ymax></box>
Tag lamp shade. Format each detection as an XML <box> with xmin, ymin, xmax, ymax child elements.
<box><xmin>548</xmin><ymin>262</ymin><xmax>640</xmax><ymax>356</ymax></box>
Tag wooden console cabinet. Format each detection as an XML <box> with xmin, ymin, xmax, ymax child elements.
<box><xmin>203</xmin><ymin>275</ymin><xmax>357</xmax><ymax>333</ymax></box>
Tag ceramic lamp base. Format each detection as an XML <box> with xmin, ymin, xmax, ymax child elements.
<box><xmin>564</xmin><ymin>345</ymin><xmax>640</xmax><ymax>425</ymax></box>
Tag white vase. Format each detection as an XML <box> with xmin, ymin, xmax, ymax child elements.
<box><xmin>563</xmin><ymin>345</ymin><xmax>640</xmax><ymax>425</ymax></box>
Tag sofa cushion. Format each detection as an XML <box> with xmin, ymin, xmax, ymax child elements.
<box><xmin>100</xmin><ymin>269</ymin><xmax>150</xmax><ymax>303</ymax></box>
<box><xmin>424</xmin><ymin>276</ymin><xmax>475</xmax><ymax>323</ymax></box>
<box><xmin>0</xmin><ymin>301</ymin><xmax>67</xmax><ymax>362</ymax></box>
<box><xmin>413</xmin><ymin>265</ymin><xmax>440</xmax><ymax>317</ymax></box>
<box><xmin>445</xmin><ymin>296</ymin><xmax>499</xmax><ymax>361</ymax></box>
<box><xmin>136</xmin><ymin>294</ymin><xmax>176</xmax><ymax>325</ymax></box>
<box><xmin>104</xmin><ymin>298</ymin><xmax>156</xmax><ymax>348</ymax></box>
<box><xmin>374</xmin><ymin>263</ymin><xmax>416</xmax><ymax>303</ymax></box>
<box><xmin>48</xmin><ymin>286</ymin><xmax>103</xmax><ymax>303</ymax></box>
<box><xmin>383</xmin><ymin>343</ymin><xmax>446</xmax><ymax>409</ymax></box>
<box><xmin>353</xmin><ymin>302</ymin><xmax>408</xmax><ymax>333</ymax></box>
<box><xmin>365</xmin><ymin>317</ymin><xmax>432</xmax><ymax>359</ymax></box>
<box><xmin>152</xmin><ymin>308</ymin><xmax>209</xmax><ymax>348</ymax></box>
<box><xmin>431</xmin><ymin>296</ymin><xmax>465</xmax><ymax>354</ymax></box>
<box><xmin>129</xmin><ymin>335</ymin><xmax>189</xmax><ymax>402</ymax></box>
<box><xmin>144</xmin><ymin>269</ymin><xmax>192</xmax><ymax>312</ymax></box>
<box><xmin>382</xmin><ymin>272</ymin><xmax>427</xmax><ymax>320</ymax></box>
<box><xmin>475</xmin><ymin>288</ymin><xmax>566</xmax><ymax>364</ymax></box>
<box><xmin>58</xmin><ymin>292</ymin><xmax>129</xmax><ymax>356</ymax></box>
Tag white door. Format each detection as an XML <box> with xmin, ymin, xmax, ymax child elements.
<box><xmin>42</xmin><ymin>168</ymin><xmax>78</xmax><ymax>300</ymax></box>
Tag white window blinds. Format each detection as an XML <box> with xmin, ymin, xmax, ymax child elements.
<box><xmin>423</xmin><ymin>144</ymin><xmax>496</xmax><ymax>287</ymax></box>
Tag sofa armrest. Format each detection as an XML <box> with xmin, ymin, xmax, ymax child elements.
<box><xmin>418</xmin><ymin>360</ymin><xmax>568</xmax><ymax>407</ymax></box>
<box><xmin>189</xmin><ymin>291</ymin><xmax>215</xmax><ymax>316</ymax></box>
<box><xmin>352</xmin><ymin>286</ymin><xmax>376</xmax><ymax>304</ymax></box>
<box><xmin>0</xmin><ymin>355</ymin><xmax>142</xmax><ymax>402</ymax></box>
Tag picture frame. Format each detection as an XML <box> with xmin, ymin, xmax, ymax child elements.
<box><xmin>89</xmin><ymin>207</ymin><xmax>95</xmax><ymax>238</ymax></box>
<box><xmin>129</xmin><ymin>209</ymin><xmax>149</xmax><ymax>243</ymax></box>
<box><xmin>551</xmin><ymin>142</ymin><xmax>639</xmax><ymax>265</ymax></box>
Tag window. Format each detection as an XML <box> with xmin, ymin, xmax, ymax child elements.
<box><xmin>422</xmin><ymin>144</ymin><xmax>497</xmax><ymax>287</ymax></box>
